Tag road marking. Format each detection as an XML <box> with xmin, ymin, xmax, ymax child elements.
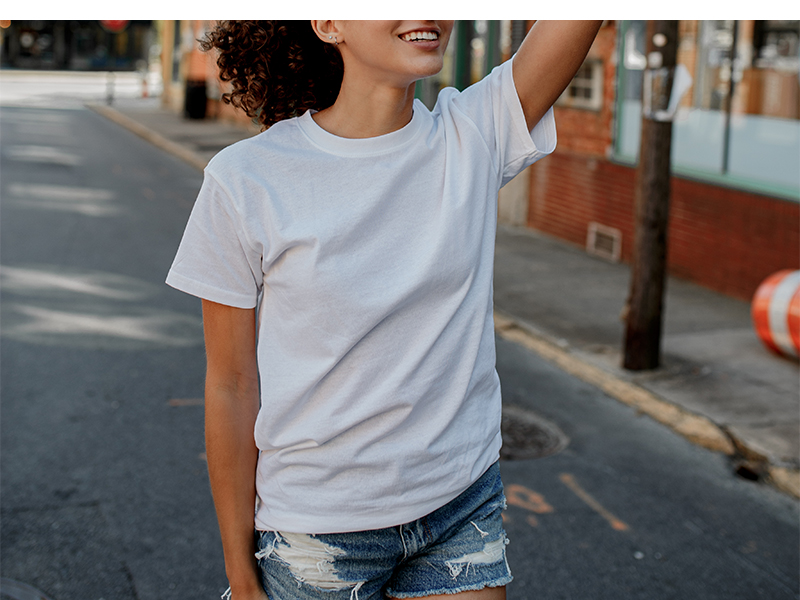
<box><xmin>501</xmin><ymin>512</ymin><xmax>540</xmax><ymax>527</ymax></box>
<box><xmin>506</xmin><ymin>484</ymin><xmax>555</xmax><ymax>514</ymax></box>
<box><xmin>505</xmin><ymin>483</ymin><xmax>554</xmax><ymax>530</ymax></box>
<box><xmin>168</xmin><ymin>398</ymin><xmax>204</xmax><ymax>407</ymax></box>
<box><xmin>559</xmin><ymin>473</ymin><xmax>629</xmax><ymax>532</ymax></box>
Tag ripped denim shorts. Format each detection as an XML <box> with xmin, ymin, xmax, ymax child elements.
<box><xmin>252</xmin><ymin>461</ymin><xmax>511</xmax><ymax>599</ymax></box>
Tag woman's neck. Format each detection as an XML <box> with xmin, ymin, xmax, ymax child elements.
<box><xmin>311</xmin><ymin>74</ymin><xmax>417</xmax><ymax>139</ymax></box>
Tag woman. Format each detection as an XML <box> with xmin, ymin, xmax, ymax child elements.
<box><xmin>167</xmin><ymin>20</ymin><xmax>602</xmax><ymax>600</ymax></box>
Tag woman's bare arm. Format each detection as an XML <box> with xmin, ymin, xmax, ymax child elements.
<box><xmin>202</xmin><ymin>299</ymin><xmax>266</xmax><ymax>599</ymax></box>
<box><xmin>512</xmin><ymin>20</ymin><xmax>603</xmax><ymax>131</ymax></box>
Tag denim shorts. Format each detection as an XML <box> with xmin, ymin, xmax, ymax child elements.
<box><xmin>252</xmin><ymin>461</ymin><xmax>511</xmax><ymax>599</ymax></box>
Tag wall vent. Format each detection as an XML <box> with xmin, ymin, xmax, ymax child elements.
<box><xmin>586</xmin><ymin>222</ymin><xmax>622</xmax><ymax>262</ymax></box>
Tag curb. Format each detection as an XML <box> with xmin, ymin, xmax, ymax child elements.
<box><xmin>86</xmin><ymin>103</ymin><xmax>208</xmax><ymax>172</ymax></box>
<box><xmin>493</xmin><ymin>310</ymin><xmax>800</xmax><ymax>500</ymax></box>
<box><xmin>89</xmin><ymin>102</ymin><xmax>800</xmax><ymax>501</ymax></box>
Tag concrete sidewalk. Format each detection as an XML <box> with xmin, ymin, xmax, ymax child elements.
<box><xmin>88</xmin><ymin>97</ymin><xmax>800</xmax><ymax>499</ymax></box>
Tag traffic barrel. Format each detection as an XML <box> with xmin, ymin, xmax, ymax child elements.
<box><xmin>751</xmin><ymin>269</ymin><xmax>800</xmax><ymax>359</ymax></box>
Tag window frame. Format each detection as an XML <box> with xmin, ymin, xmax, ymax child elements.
<box><xmin>556</xmin><ymin>59</ymin><xmax>604</xmax><ymax>111</ymax></box>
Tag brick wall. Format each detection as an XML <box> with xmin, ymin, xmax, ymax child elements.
<box><xmin>669</xmin><ymin>178</ymin><xmax>800</xmax><ymax>299</ymax></box>
<box><xmin>526</xmin><ymin>152</ymin><xmax>800</xmax><ymax>301</ymax></box>
<box><xmin>551</xmin><ymin>22</ymin><xmax>617</xmax><ymax>158</ymax></box>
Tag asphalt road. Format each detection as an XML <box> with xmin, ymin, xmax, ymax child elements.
<box><xmin>1</xmin><ymin>98</ymin><xmax>798</xmax><ymax>600</ymax></box>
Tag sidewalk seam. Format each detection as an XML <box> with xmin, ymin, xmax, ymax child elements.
<box><xmin>493</xmin><ymin>309</ymin><xmax>800</xmax><ymax>500</ymax></box>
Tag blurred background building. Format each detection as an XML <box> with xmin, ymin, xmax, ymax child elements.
<box><xmin>534</xmin><ymin>20</ymin><xmax>799</xmax><ymax>302</ymax></box>
<box><xmin>0</xmin><ymin>20</ymin><xmax>154</xmax><ymax>71</ymax></box>
<box><xmin>2</xmin><ymin>20</ymin><xmax>797</xmax><ymax>302</ymax></box>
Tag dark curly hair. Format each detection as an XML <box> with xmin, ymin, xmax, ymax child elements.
<box><xmin>200</xmin><ymin>21</ymin><xmax>344</xmax><ymax>131</ymax></box>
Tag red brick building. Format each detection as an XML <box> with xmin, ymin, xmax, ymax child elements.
<box><xmin>525</xmin><ymin>20</ymin><xmax>799</xmax><ymax>301</ymax></box>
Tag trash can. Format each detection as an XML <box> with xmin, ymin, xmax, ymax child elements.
<box><xmin>184</xmin><ymin>80</ymin><xmax>207</xmax><ymax>120</ymax></box>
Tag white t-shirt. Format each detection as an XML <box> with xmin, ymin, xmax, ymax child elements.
<box><xmin>166</xmin><ymin>59</ymin><xmax>556</xmax><ymax>534</ymax></box>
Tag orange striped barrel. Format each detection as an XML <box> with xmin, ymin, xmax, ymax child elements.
<box><xmin>751</xmin><ymin>270</ymin><xmax>800</xmax><ymax>358</ymax></box>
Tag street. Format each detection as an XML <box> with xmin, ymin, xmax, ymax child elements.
<box><xmin>1</xmin><ymin>96</ymin><xmax>798</xmax><ymax>599</ymax></box>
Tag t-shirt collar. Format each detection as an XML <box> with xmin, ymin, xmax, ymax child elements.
<box><xmin>297</xmin><ymin>100</ymin><xmax>424</xmax><ymax>157</ymax></box>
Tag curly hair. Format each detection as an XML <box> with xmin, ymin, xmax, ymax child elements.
<box><xmin>200</xmin><ymin>21</ymin><xmax>344</xmax><ymax>131</ymax></box>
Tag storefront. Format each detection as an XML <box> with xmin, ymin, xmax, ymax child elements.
<box><xmin>524</xmin><ymin>20</ymin><xmax>799</xmax><ymax>301</ymax></box>
<box><xmin>616</xmin><ymin>20</ymin><xmax>799</xmax><ymax>201</ymax></box>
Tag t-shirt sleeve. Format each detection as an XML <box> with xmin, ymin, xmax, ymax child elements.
<box><xmin>447</xmin><ymin>57</ymin><xmax>557</xmax><ymax>188</ymax></box>
<box><xmin>165</xmin><ymin>171</ymin><xmax>263</xmax><ymax>309</ymax></box>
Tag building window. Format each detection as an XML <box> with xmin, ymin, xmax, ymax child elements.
<box><xmin>614</xmin><ymin>20</ymin><xmax>800</xmax><ymax>201</ymax></box>
<box><xmin>557</xmin><ymin>60</ymin><xmax>603</xmax><ymax>110</ymax></box>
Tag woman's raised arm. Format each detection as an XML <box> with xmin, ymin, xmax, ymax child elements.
<box><xmin>512</xmin><ymin>20</ymin><xmax>603</xmax><ymax>131</ymax></box>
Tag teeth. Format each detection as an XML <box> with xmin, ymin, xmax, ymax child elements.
<box><xmin>401</xmin><ymin>31</ymin><xmax>439</xmax><ymax>42</ymax></box>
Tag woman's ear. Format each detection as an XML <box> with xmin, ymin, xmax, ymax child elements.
<box><xmin>310</xmin><ymin>20</ymin><xmax>341</xmax><ymax>46</ymax></box>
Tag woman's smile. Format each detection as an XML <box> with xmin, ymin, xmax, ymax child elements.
<box><xmin>398</xmin><ymin>27</ymin><xmax>441</xmax><ymax>50</ymax></box>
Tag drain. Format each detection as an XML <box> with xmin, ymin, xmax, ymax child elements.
<box><xmin>500</xmin><ymin>404</ymin><xmax>569</xmax><ymax>460</ymax></box>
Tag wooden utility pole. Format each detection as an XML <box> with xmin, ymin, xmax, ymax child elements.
<box><xmin>623</xmin><ymin>20</ymin><xmax>680</xmax><ymax>371</ymax></box>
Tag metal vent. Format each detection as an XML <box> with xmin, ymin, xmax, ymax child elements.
<box><xmin>586</xmin><ymin>222</ymin><xmax>622</xmax><ymax>262</ymax></box>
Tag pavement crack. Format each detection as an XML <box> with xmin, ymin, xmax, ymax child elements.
<box><xmin>120</xmin><ymin>560</ymin><xmax>143</xmax><ymax>600</ymax></box>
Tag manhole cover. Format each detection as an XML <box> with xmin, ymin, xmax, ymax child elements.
<box><xmin>0</xmin><ymin>579</ymin><xmax>54</xmax><ymax>600</ymax></box>
<box><xmin>500</xmin><ymin>404</ymin><xmax>569</xmax><ymax>460</ymax></box>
